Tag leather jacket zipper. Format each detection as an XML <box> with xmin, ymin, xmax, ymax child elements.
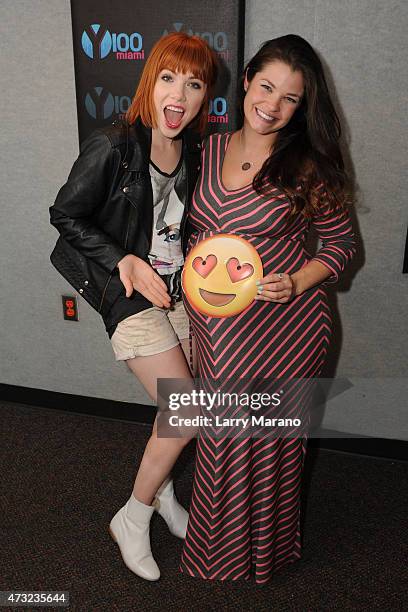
<box><xmin>124</xmin><ymin>208</ymin><xmax>131</xmax><ymax>249</ymax></box>
<box><xmin>98</xmin><ymin>271</ymin><xmax>113</xmax><ymax>312</ymax></box>
<box><xmin>99</xmin><ymin>205</ymin><xmax>132</xmax><ymax>312</ymax></box>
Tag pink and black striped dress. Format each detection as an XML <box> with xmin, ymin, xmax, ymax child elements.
<box><xmin>180</xmin><ymin>132</ymin><xmax>356</xmax><ymax>583</ymax></box>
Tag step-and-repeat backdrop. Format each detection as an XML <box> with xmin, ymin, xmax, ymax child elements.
<box><xmin>71</xmin><ymin>0</ymin><xmax>245</xmax><ymax>143</ymax></box>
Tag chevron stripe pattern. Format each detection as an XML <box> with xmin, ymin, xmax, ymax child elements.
<box><xmin>179</xmin><ymin>133</ymin><xmax>356</xmax><ymax>582</ymax></box>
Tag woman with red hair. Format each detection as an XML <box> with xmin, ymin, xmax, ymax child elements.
<box><xmin>50</xmin><ymin>33</ymin><xmax>217</xmax><ymax>581</ymax></box>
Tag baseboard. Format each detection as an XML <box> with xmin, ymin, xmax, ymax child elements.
<box><xmin>1</xmin><ymin>384</ymin><xmax>407</xmax><ymax>461</ymax></box>
<box><xmin>0</xmin><ymin>383</ymin><xmax>155</xmax><ymax>425</ymax></box>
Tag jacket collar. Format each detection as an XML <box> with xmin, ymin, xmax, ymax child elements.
<box><xmin>125</xmin><ymin>117</ymin><xmax>201</xmax><ymax>172</ymax></box>
<box><xmin>126</xmin><ymin>118</ymin><xmax>151</xmax><ymax>172</ymax></box>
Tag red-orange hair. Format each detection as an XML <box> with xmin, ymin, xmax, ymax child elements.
<box><xmin>126</xmin><ymin>32</ymin><xmax>218</xmax><ymax>134</ymax></box>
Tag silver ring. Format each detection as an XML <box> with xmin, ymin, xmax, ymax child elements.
<box><xmin>278</xmin><ymin>273</ymin><xmax>284</xmax><ymax>279</ymax></box>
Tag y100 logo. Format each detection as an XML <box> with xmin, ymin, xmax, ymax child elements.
<box><xmin>163</xmin><ymin>23</ymin><xmax>230</xmax><ymax>61</ymax></box>
<box><xmin>81</xmin><ymin>24</ymin><xmax>144</xmax><ymax>61</ymax></box>
<box><xmin>208</xmin><ymin>97</ymin><xmax>228</xmax><ymax>124</ymax></box>
<box><xmin>85</xmin><ymin>87</ymin><xmax>131</xmax><ymax>120</ymax></box>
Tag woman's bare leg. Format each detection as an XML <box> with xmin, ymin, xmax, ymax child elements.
<box><xmin>126</xmin><ymin>342</ymin><xmax>195</xmax><ymax>505</ymax></box>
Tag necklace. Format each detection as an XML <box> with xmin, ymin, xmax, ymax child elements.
<box><xmin>238</xmin><ymin>129</ymin><xmax>268</xmax><ymax>171</ymax></box>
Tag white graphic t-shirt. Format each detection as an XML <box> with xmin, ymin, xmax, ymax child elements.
<box><xmin>148</xmin><ymin>159</ymin><xmax>184</xmax><ymax>275</ymax></box>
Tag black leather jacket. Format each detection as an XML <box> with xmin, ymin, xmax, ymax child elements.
<box><xmin>49</xmin><ymin>119</ymin><xmax>201</xmax><ymax>318</ymax></box>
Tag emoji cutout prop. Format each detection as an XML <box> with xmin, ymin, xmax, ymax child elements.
<box><xmin>182</xmin><ymin>234</ymin><xmax>263</xmax><ymax>317</ymax></box>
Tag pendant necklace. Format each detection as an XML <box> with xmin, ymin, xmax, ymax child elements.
<box><xmin>238</xmin><ymin>129</ymin><xmax>268</xmax><ymax>171</ymax></box>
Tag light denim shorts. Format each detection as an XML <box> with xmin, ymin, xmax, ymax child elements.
<box><xmin>110</xmin><ymin>300</ymin><xmax>189</xmax><ymax>361</ymax></box>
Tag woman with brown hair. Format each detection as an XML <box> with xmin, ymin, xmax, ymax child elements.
<box><xmin>180</xmin><ymin>34</ymin><xmax>356</xmax><ymax>583</ymax></box>
<box><xmin>49</xmin><ymin>33</ymin><xmax>217</xmax><ymax>581</ymax></box>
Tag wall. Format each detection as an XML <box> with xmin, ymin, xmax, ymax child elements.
<box><xmin>0</xmin><ymin>0</ymin><xmax>407</xmax><ymax>439</ymax></box>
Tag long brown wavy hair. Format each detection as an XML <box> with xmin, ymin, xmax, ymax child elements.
<box><xmin>241</xmin><ymin>35</ymin><xmax>350</xmax><ymax>217</ymax></box>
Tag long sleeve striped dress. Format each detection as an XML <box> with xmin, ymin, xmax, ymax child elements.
<box><xmin>180</xmin><ymin>132</ymin><xmax>356</xmax><ymax>583</ymax></box>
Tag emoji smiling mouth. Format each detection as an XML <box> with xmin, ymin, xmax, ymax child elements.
<box><xmin>199</xmin><ymin>288</ymin><xmax>236</xmax><ymax>306</ymax></box>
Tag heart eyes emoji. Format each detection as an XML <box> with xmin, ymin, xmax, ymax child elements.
<box><xmin>182</xmin><ymin>234</ymin><xmax>263</xmax><ymax>317</ymax></box>
<box><xmin>192</xmin><ymin>255</ymin><xmax>217</xmax><ymax>278</ymax></box>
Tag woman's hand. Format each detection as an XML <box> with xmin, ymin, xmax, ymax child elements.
<box><xmin>117</xmin><ymin>254</ymin><xmax>171</xmax><ymax>308</ymax></box>
<box><xmin>254</xmin><ymin>273</ymin><xmax>296</xmax><ymax>304</ymax></box>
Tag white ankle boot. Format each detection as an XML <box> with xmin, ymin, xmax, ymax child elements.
<box><xmin>109</xmin><ymin>494</ymin><xmax>160</xmax><ymax>581</ymax></box>
<box><xmin>153</xmin><ymin>479</ymin><xmax>189</xmax><ymax>539</ymax></box>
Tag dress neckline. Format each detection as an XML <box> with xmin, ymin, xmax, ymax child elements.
<box><xmin>218</xmin><ymin>132</ymin><xmax>254</xmax><ymax>194</ymax></box>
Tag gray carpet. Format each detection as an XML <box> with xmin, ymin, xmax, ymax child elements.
<box><xmin>0</xmin><ymin>401</ymin><xmax>407</xmax><ymax>611</ymax></box>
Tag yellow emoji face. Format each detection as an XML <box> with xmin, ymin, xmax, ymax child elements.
<box><xmin>182</xmin><ymin>234</ymin><xmax>263</xmax><ymax>317</ymax></box>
